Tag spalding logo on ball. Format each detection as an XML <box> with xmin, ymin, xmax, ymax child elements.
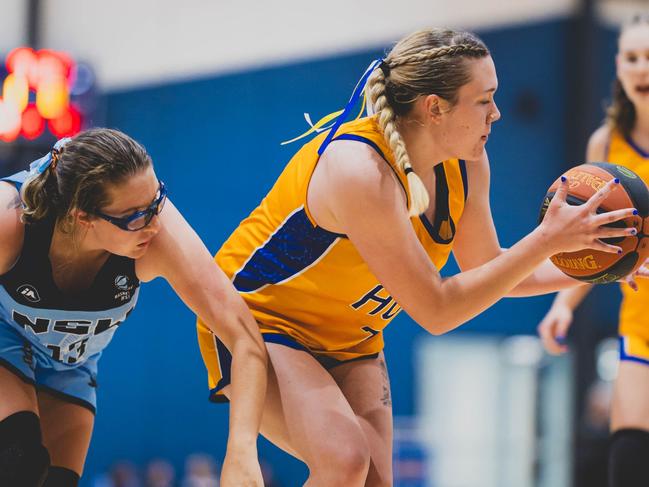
<box><xmin>539</xmin><ymin>162</ymin><xmax>649</xmax><ymax>283</ymax></box>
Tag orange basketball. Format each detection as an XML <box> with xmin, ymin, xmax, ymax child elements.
<box><xmin>539</xmin><ymin>162</ymin><xmax>649</xmax><ymax>283</ymax></box>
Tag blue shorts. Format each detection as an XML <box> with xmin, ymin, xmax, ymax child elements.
<box><xmin>0</xmin><ymin>322</ymin><xmax>99</xmax><ymax>413</ymax></box>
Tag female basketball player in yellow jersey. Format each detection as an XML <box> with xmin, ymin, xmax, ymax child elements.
<box><xmin>537</xmin><ymin>15</ymin><xmax>649</xmax><ymax>487</ymax></box>
<box><xmin>199</xmin><ymin>28</ymin><xmax>636</xmax><ymax>486</ymax></box>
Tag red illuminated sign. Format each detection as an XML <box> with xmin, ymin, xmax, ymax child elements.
<box><xmin>1</xmin><ymin>47</ymin><xmax>84</xmax><ymax>142</ymax></box>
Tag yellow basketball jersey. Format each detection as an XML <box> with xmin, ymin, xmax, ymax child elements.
<box><xmin>197</xmin><ymin>116</ymin><xmax>468</xmax><ymax>394</ymax></box>
<box><xmin>607</xmin><ymin>129</ymin><xmax>649</xmax><ymax>338</ymax></box>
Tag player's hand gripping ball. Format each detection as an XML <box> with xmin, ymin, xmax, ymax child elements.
<box><xmin>539</xmin><ymin>162</ymin><xmax>649</xmax><ymax>283</ymax></box>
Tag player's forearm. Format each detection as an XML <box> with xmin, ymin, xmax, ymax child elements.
<box><xmin>419</xmin><ymin>229</ymin><xmax>554</xmax><ymax>334</ymax></box>
<box><xmin>551</xmin><ymin>284</ymin><xmax>593</xmax><ymax>311</ymax></box>
<box><xmin>506</xmin><ymin>258</ymin><xmax>583</xmax><ymax>297</ymax></box>
<box><xmin>225</xmin><ymin>329</ymin><xmax>268</xmax><ymax>452</ymax></box>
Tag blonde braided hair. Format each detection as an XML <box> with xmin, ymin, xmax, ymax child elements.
<box><xmin>366</xmin><ymin>29</ymin><xmax>489</xmax><ymax>216</ymax></box>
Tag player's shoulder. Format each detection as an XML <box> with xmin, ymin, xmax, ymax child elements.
<box><xmin>587</xmin><ymin>125</ymin><xmax>612</xmax><ymax>161</ymax></box>
<box><xmin>313</xmin><ymin>138</ymin><xmax>409</xmax><ymax>226</ymax></box>
<box><xmin>0</xmin><ymin>179</ymin><xmax>19</xmax><ymax>199</ymax></box>
<box><xmin>0</xmin><ymin>180</ymin><xmax>22</xmax><ymax>223</ymax></box>
<box><xmin>0</xmin><ymin>181</ymin><xmax>25</xmax><ymax>274</ymax></box>
<box><xmin>324</xmin><ymin>137</ymin><xmax>390</xmax><ymax>170</ymax></box>
<box><xmin>319</xmin><ymin>139</ymin><xmax>403</xmax><ymax>197</ymax></box>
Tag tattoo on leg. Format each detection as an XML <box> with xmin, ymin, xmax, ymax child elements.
<box><xmin>378</xmin><ymin>358</ymin><xmax>392</xmax><ymax>407</ymax></box>
<box><xmin>381</xmin><ymin>384</ymin><xmax>392</xmax><ymax>407</ymax></box>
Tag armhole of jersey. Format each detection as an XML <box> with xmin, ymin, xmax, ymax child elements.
<box><xmin>303</xmin><ymin>132</ymin><xmax>409</xmax><ymax>234</ymax></box>
<box><xmin>329</xmin><ymin>133</ymin><xmax>410</xmax><ymax>208</ymax></box>
<box><xmin>459</xmin><ymin>159</ymin><xmax>468</xmax><ymax>202</ymax></box>
<box><xmin>1</xmin><ymin>174</ymin><xmax>29</xmax><ymax>276</ymax></box>
<box><xmin>301</xmin><ymin>146</ymin><xmax>348</xmax><ymax>238</ymax></box>
<box><xmin>0</xmin><ymin>179</ymin><xmax>22</xmax><ymax>195</ymax></box>
<box><xmin>303</xmin><ymin>178</ymin><xmax>320</xmax><ymax>228</ymax></box>
<box><xmin>1</xmin><ymin>170</ymin><xmax>30</xmax><ymax>193</ymax></box>
<box><xmin>1</xmin><ymin>248</ymin><xmax>23</xmax><ymax>277</ymax></box>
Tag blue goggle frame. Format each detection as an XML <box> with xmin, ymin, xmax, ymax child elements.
<box><xmin>94</xmin><ymin>180</ymin><xmax>167</xmax><ymax>231</ymax></box>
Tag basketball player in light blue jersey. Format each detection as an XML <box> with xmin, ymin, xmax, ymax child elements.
<box><xmin>0</xmin><ymin>129</ymin><xmax>267</xmax><ymax>487</ymax></box>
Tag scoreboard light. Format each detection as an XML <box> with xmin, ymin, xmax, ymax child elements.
<box><xmin>6</xmin><ymin>47</ymin><xmax>39</xmax><ymax>87</ymax></box>
<box><xmin>3</xmin><ymin>74</ymin><xmax>29</xmax><ymax>112</ymax></box>
<box><xmin>0</xmin><ymin>100</ymin><xmax>21</xmax><ymax>142</ymax></box>
<box><xmin>21</xmin><ymin>104</ymin><xmax>44</xmax><ymax>140</ymax></box>
<box><xmin>48</xmin><ymin>104</ymin><xmax>81</xmax><ymax>138</ymax></box>
<box><xmin>0</xmin><ymin>47</ymin><xmax>88</xmax><ymax>143</ymax></box>
<box><xmin>36</xmin><ymin>75</ymin><xmax>69</xmax><ymax>120</ymax></box>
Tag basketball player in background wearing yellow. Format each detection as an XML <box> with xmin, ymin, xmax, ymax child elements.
<box><xmin>538</xmin><ymin>14</ymin><xmax>649</xmax><ymax>487</ymax></box>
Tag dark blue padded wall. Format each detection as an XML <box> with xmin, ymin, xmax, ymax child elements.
<box><xmin>80</xmin><ymin>18</ymin><xmax>619</xmax><ymax>486</ymax></box>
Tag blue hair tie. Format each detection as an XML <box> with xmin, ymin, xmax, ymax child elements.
<box><xmin>317</xmin><ymin>58</ymin><xmax>383</xmax><ymax>155</ymax></box>
<box><xmin>28</xmin><ymin>137</ymin><xmax>72</xmax><ymax>175</ymax></box>
<box><xmin>281</xmin><ymin>58</ymin><xmax>385</xmax><ymax>149</ymax></box>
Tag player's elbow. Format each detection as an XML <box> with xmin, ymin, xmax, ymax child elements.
<box><xmin>404</xmin><ymin>290</ymin><xmax>456</xmax><ymax>336</ymax></box>
<box><xmin>415</xmin><ymin>290</ymin><xmax>472</xmax><ymax>335</ymax></box>
<box><xmin>422</xmin><ymin>323</ymin><xmax>448</xmax><ymax>336</ymax></box>
<box><xmin>227</xmin><ymin>317</ymin><xmax>268</xmax><ymax>368</ymax></box>
<box><xmin>420</xmin><ymin>315</ymin><xmax>463</xmax><ymax>335</ymax></box>
<box><xmin>414</xmin><ymin>303</ymin><xmax>464</xmax><ymax>336</ymax></box>
<box><xmin>216</xmin><ymin>307</ymin><xmax>265</xmax><ymax>352</ymax></box>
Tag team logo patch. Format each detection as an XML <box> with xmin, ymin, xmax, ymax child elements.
<box><xmin>114</xmin><ymin>275</ymin><xmax>130</xmax><ymax>291</ymax></box>
<box><xmin>17</xmin><ymin>284</ymin><xmax>40</xmax><ymax>303</ymax></box>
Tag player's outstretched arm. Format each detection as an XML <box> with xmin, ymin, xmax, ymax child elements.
<box><xmin>317</xmin><ymin>142</ymin><xmax>635</xmax><ymax>336</ymax></box>
<box><xmin>138</xmin><ymin>200</ymin><xmax>266</xmax><ymax>487</ymax></box>
<box><xmin>451</xmin><ymin>152</ymin><xmax>586</xmax><ymax>297</ymax></box>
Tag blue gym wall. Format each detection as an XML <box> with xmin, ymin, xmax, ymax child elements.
<box><xmin>81</xmin><ymin>19</ymin><xmax>617</xmax><ymax>486</ymax></box>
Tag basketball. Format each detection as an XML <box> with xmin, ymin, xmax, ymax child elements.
<box><xmin>539</xmin><ymin>162</ymin><xmax>649</xmax><ymax>283</ymax></box>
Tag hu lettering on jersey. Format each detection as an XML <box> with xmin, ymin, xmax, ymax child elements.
<box><xmin>351</xmin><ymin>285</ymin><xmax>401</xmax><ymax>320</ymax></box>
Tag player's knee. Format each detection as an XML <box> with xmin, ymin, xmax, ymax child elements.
<box><xmin>42</xmin><ymin>466</ymin><xmax>80</xmax><ymax>487</ymax></box>
<box><xmin>317</xmin><ymin>434</ymin><xmax>370</xmax><ymax>482</ymax></box>
<box><xmin>0</xmin><ymin>411</ymin><xmax>50</xmax><ymax>487</ymax></box>
<box><xmin>339</xmin><ymin>442</ymin><xmax>371</xmax><ymax>480</ymax></box>
<box><xmin>609</xmin><ymin>428</ymin><xmax>649</xmax><ymax>487</ymax></box>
